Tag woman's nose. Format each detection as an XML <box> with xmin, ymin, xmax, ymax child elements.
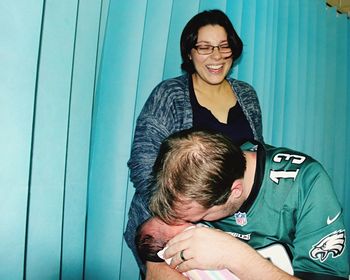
<box><xmin>211</xmin><ymin>46</ymin><xmax>223</xmax><ymax>59</ymax></box>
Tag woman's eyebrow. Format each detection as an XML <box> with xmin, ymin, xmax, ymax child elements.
<box><xmin>196</xmin><ymin>39</ymin><xmax>229</xmax><ymax>44</ymax></box>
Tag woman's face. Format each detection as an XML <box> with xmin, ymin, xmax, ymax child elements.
<box><xmin>190</xmin><ymin>24</ymin><xmax>233</xmax><ymax>86</ymax></box>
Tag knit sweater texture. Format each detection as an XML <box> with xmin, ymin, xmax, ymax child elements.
<box><xmin>125</xmin><ymin>74</ymin><xmax>263</xmax><ymax>268</ymax></box>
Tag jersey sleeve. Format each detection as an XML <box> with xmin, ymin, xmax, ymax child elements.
<box><xmin>292</xmin><ymin>161</ymin><xmax>349</xmax><ymax>279</ymax></box>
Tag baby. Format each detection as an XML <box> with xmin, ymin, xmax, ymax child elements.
<box><xmin>135</xmin><ymin>217</ymin><xmax>239</xmax><ymax>280</ymax></box>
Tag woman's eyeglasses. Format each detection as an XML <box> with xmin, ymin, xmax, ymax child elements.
<box><xmin>194</xmin><ymin>44</ymin><xmax>232</xmax><ymax>55</ymax></box>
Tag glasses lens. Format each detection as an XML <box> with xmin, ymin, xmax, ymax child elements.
<box><xmin>219</xmin><ymin>46</ymin><xmax>232</xmax><ymax>53</ymax></box>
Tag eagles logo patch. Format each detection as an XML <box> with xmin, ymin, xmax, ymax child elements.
<box><xmin>309</xmin><ymin>230</ymin><xmax>346</xmax><ymax>262</ymax></box>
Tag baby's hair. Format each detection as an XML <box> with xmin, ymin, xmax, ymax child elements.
<box><xmin>135</xmin><ymin>224</ymin><xmax>166</xmax><ymax>263</ymax></box>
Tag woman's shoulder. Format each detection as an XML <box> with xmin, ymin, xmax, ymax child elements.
<box><xmin>141</xmin><ymin>74</ymin><xmax>190</xmax><ymax>115</ymax></box>
<box><xmin>227</xmin><ymin>77</ymin><xmax>259</xmax><ymax>101</ymax></box>
<box><xmin>227</xmin><ymin>77</ymin><xmax>255</xmax><ymax>92</ymax></box>
<box><xmin>148</xmin><ymin>74</ymin><xmax>189</xmax><ymax>103</ymax></box>
<box><xmin>155</xmin><ymin>74</ymin><xmax>189</xmax><ymax>92</ymax></box>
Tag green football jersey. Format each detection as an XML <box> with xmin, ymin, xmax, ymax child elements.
<box><xmin>207</xmin><ymin>143</ymin><xmax>349</xmax><ymax>279</ymax></box>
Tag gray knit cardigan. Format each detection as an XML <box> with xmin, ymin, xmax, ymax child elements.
<box><xmin>125</xmin><ymin>74</ymin><xmax>263</xmax><ymax>268</ymax></box>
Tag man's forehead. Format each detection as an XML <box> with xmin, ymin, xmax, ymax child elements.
<box><xmin>176</xmin><ymin>198</ymin><xmax>206</xmax><ymax>212</ymax></box>
<box><xmin>174</xmin><ymin>199</ymin><xmax>209</xmax><ymax>221</ymax></box>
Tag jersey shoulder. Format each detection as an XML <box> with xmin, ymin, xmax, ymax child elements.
<box><xmin>262</xmin><ymin>144</ymin><xmax>331</xmax><ymax>194</ymax></box>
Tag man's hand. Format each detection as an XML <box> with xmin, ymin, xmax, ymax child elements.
<box><xmin>163</xmin><ymin>226</ymin><xmax>299</xmax><ymax>280</ymax></box>
<box><xmin>145</xmin><ymin>262</ymin><xmax>187</xmax><ymax>280</ymax></box>
<box><xmin>164</xmin><ymin>226</ymin><xmax>234</xmax><ymax>271</ymax></box>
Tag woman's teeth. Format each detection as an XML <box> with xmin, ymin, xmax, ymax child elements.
<box><xmin>207</xmin><ymin>64</ymin><xmax>223</xmax><ymax>70</ymax></box>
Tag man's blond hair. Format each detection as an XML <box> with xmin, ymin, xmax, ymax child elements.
<box><xmin>149</xmin><ymin>129</ymin><xmax>246</xmax><ymax>223</ymax></box>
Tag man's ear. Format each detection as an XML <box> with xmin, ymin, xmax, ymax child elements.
<box><xmin>230</xmin><ymin>179</ymin><xmax>243</xmax><ymax>199</ymax></box>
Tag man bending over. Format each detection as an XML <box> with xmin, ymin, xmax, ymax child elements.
<box><xmin>145</xmin><ymin>129</ymin><xmax>348</xmax><ymax>279</ymax></box>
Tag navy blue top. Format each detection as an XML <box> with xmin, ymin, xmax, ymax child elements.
<box><xmin>189</xmin><ymin>76</ymin><xmax>254</xmax><ymax>146</ymax></box>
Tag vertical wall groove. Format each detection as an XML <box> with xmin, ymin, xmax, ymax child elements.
<box><xmin>23</xmin><ymin>1</ymin><xmax>46</xmax><ymax>278</ymax></box>
<box><xmin>83</xmin><ymin>1</ymin><xmax>106</xmax><ymax>279</ymax></box>
<box><xmin>59</xmin><ymin>0</ymin><xmax>80</xmax><ymax>278</ymax></box>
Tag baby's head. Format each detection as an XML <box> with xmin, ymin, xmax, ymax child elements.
<box><xmin>135</xmin><ymin>217</ymin><xmax>193</xmax><ymax>263</ymax></box>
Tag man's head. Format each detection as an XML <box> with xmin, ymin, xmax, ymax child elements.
<box><xmin>135</xmin><ymin>217</ymin><xmax>193</xmax><ymax>263</ymax></box>
<box><xmin>149</xmin><ymin>129</ymin><xmax>246</xmax><ymax>224</ymax></box>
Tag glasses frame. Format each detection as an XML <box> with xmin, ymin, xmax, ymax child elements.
<box><xmin>193</xmin><ymin>44</ymin><xmax>232</xmax><ymax>55</ymax></box>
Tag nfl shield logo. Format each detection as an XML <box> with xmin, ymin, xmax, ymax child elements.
<box><xmin>234</xmin><ymin>212</ymin><xmax>247</xmax><ymax>226</ymax></box>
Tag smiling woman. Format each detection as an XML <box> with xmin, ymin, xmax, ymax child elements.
<box><xmin>124</xmin><ymin>9</ymin><xmax>264</xmax><ymax>276</ymax></box>
<box><xmin>190</xmin><ymin>25</ymin><xmax>237</xmax><ymax>123</ymax></box>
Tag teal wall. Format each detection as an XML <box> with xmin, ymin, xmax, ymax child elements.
<box><xmin>0</xmin><ymin>0</ymin><xmax>108</xmax><ymax>279</ymax></box>
<box><xmin>0</xmin><ymin>0</ymin><xmax>349</xmax><ymax>279</ymax></box>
